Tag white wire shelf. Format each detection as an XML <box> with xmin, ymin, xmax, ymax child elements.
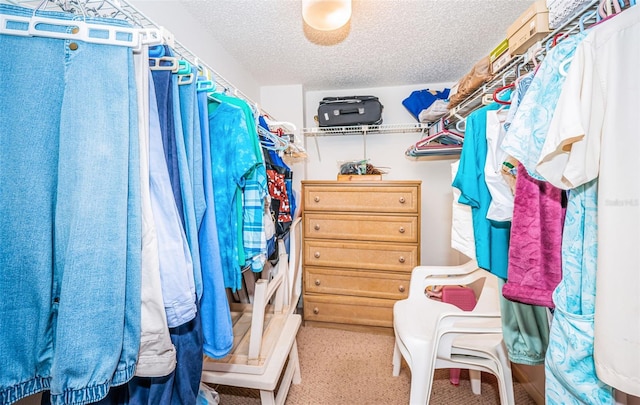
<box><xmin>302</xmin><ymin>122</ymin><xmax>430</xmax><ymax>137</ymax></box>
<box><xmin>445</xmin><ymin>0</ymin><xmax>601</xmax><ymax>126</ymax></box>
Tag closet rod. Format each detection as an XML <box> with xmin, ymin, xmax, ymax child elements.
<box><xmin>4</xmin><ymin>0</ymin><xmax>271</xmax><ymax>118</ymax></box>
<box><xmin>119</xmin><ymin>0</ymin><xmax>269</xmax><ymax>116</ymax></box>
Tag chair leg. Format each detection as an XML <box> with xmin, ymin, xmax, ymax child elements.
<box><xmin>496</xmin><ymin>342</ymin><xmax>514</xmax><ymax>405</ymax></box>
<box><xmin>392</xmin><ymin>340</ymin><xmax>401</xmax><ymax>377</ymax></box>
<box><xmin>259</xmin><ymin>390</ymin><xmax>276</xmax><ymax>405</ymax></box>
<box><xmin>290</xmin><ymin>340</ymin><xmax>302</xmax><ymax>385</ymax></box>
<box><xmin>499</xmin><ymin>363</ymin><xmax>514</xmax><ymax>405</ymax></box>
<box><xmin>470</xmin><ymin>369</ymin><xmax>482</xmax><ymax>395</ymax></box>
<box><xmin>449</xmin><ymin>368</ymin><xmax>461</xmax><ymax>385</ymax></box>
<box><xmin>408</xmin><ymin>365</ymin><xmax>432</xmax><ymax>405</ymax></box>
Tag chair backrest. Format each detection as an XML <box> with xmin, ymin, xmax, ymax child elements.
<box><xmin>467</xmin><ymin>270</ymin><xmax>500</xmax><ymax>314</ymax></box>
<box><xmin>424</xmin><ymin>268</ymin><xmax>501</xmax><ymax>334</ymax></box>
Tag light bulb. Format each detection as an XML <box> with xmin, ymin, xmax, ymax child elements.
<box><xmin>302</xmin><ymin>0</ymin><xmax>352</xmax><ymax>31</ymax></box>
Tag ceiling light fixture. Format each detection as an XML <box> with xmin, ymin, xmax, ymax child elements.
<box><xmin>302</xmin><ymin>0</ymin><xmax>352</xmax><ymax>31</ymax></box>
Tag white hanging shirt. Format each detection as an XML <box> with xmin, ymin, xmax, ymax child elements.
<box><xmin>484</xmin><ymin>109</ymin><xmax>513</xmax><ymax>222</ymax></box>
<box><xmin>537</xmin><ymin>5</ymin><xmax>640</xmax><ymax>396</ymax></box>
<box><xmin>451</xmin><ymin>160</ymin><xmax>476</xmax><ymax>260</ymax></box>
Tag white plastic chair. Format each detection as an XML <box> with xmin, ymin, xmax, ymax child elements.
<box><xmin>392</xmin><ymin>260</ymin><xmax>514</xmax><ymax>404</ymax></box>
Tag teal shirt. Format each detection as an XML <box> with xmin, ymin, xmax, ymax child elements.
<box><xmin>452</xmin><ymin>103</ymin><xmax>510</xmax><ymax>279</ymax></box>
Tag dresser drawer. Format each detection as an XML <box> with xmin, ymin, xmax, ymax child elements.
<box><xmin>303</xmin><ymin>294</ymin><xmax>394</xmax><ymax>328</ymax></box>
<box><xmin>303</xmin><ymin>185</ymin><xmax>419</xmax><ymax>214</ymax></box>
<box><xmin>304</xmin><ymin>240</ymin><xmax>418</xmax><ymax>272</ymax></box>
<box><xmin>304</xmin><ymin>213</ymin><xmax>418</xmax><ymax>243</ymax></box>
<box><xmin>305</xmin><ymin>266</ymin><xmax>409</xmax><ymax>300</ymax></box>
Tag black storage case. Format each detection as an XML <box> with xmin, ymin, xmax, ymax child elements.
<box><xmin>317</xmin><ymin>96</ymin><xmax>383</xmax><ymax>127</ymax></box>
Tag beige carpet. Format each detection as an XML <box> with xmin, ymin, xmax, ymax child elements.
<box><xmin>213</xmin><ymin>325</ymin><xmax>537</xmax><ymax>405</ymax></box>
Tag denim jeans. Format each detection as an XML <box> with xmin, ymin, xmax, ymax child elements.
<box><xmin>150</xmin><ymin>46</ymin><xmax>184</xmax><ymax>227</ymax></box>
<box><xmin>148</xmin><ymin>70</ymin><xmax>196</xmax><ymax>329</ymax></box>
<box><xmin>177</xmin><ymin>67</ymin><xmax>206</xmax><ymax>300</ymax></box>
<box><xmin>128</xmin><ymin>306</ymin><xmax>203</xmax><ymax>405</ymax></box>
<box><xmin>171</xmin><ymin>64</ymin><xmax>203</xmax><ymax>301</ymax></box>
<box><xmin>0</xmin><ymin>4</ymin><xmax>140</xmax><ymax>404</ymax></box>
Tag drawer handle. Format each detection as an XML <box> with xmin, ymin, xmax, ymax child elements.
<box><xmin>314</xmin><ymin>196</ymin><xmax>320</xmax><ymax>202</ymax></box>
<box><xmin>314</xmin><ymin>252</ymin><xmax>321</xmax><ymax>258</ymax></box>
<box><xmin>398</xmin><ymin>256</ymin><xmax>405</xmax><ymax>264</ymax></box>
<box><xmin>399</xmin><ymin>196</ymin><xmax>406</xmax><ymax>204</ymax></box>
<box><xmin>398</xmin><ymin>285</ymin><xmax>406</xmax><ymax>293</ymax></box>
<box><xmin>315</xmin><ymin>279</ymin><xmax>321</xmax><ymax>286</ymax></box>
<box><xmin>314</xmin><ymin>224</ymin><xmax>320</xmax><ymax>231</ymax></box>
<box><xmin>399</xmin><ymin>227</ymin><xmax>405</xmax><ymax>234</ymax></box>
<box><xmin>313</xmin><ymin>307</ymin><xmax>320</xmax><ymax>315</ymax></box>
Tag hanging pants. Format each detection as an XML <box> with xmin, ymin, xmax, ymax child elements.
<box><xmin>0</xmin><ymin>4</ymin><xmax>140</xmax><ymax>404</ymax></box>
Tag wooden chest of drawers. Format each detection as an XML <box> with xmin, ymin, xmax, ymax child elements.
<box><xmin>301</xmin><ymin>180</ymin><xmax>421</xmax><ymax>332</ymax></box>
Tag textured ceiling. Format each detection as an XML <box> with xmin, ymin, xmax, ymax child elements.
<box><xmin>179</xmin><ymin>0</ymin><xmax>533</xmax><ymax>91</ymax></box>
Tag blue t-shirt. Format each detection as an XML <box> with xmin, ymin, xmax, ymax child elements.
<box><xmin>208</xmin><ymin>101</ymin><xmax>260</xmax><ymax>291</ymax></box>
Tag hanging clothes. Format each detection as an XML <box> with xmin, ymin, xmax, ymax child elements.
<box><xmin>150</xmin><ymin>45</ymin><xmax>185</xmax><ymax>227</ymax></box>
<box><xmin>207</xmin><ymin>98</ymin><xmax>262</xmax><ymax>291</ymax></box>
<box><xmin>128</xmin><ymin>51</ymin><xmax>206</xmax><ymax>405</ymax></box>
<box><xmin>501</xmin><ymin>32</ymin><xmax>588</xmax><ymax>180</ymax></box>
<box><xmin>543</xmin><ymin>180</ymin><xmax>613</xmax><ymax>404</ymax></box>
<box><xmin>484</xmin><ymin>108</ymin><xmax>514</xmax><ymax>222</ymax></box>
<box><xmin>0</xmin><ymin>4</ymin><xmax>141</xmax><ymax>403</ymax></box>
<box><xmin>147</xmin><ymin>65</ymin><xmax>196</xmax><ymax>329</ymax></box>
<box><xmin>258</xmin><ymin>116</ymin><xmax>297</xmax><ymax>226</ymax></box>
<box><xmin>453</xmin><ymin>101</ymin><xmax>551</xmax><ymax>366</ymax></box>
<box><xmin>450</xmin><ymin>160</ymin><xmax>476</xmax><ymax>260</ymax></box>
<box><xmin>197</xmin><ymin>77</ymin><xmax>233</xmax><ymax>360</ymax></box>
<box><xmin>210</xmin><ymin>93</ymin><xmax>268</xmax><ymax>274</ymax></box>
<box><xmin>132</xmin><ymin>45</ymin><xmax>176</xmax><ymax>378</ymax></box>
<box><xmin>452</xmin><ymin>103</ymin><xmax>510</xmax><ymax>279</ymax></box>
<box><xmin>171</xmin><ymin>59</ymin><xmax>204</xmax><ymax>301</ymax></box>
<box><xmin>498</xmin><ymin>36</ymin><xmax>585</xmax><ymax>308</ymax></box>
<box><xmin>538</xmin><ymin>5</ymin><xmax>640</xmax><ymax>400</ymax></box>
<box><xmin>504</xmin><ymin>163</ymin><xmax>566</xmax><ymax>308</ymax></box>
<box><xmin>264</xmin><ymin>149</ymin><xmax>294</xmax><ymax>237</ymax></box>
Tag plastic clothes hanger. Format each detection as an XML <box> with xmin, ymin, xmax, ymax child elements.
<box><xmin>149</xmin><ymin>56</ymin><xmax>178</xmax><ymax>71</ymax></box>
<box><xmin>558</xmin><ymin>4</ymin><xmax>624</xmax><ymax>77</ymax></box>
<box><xmin>493</xmin><ymin>83</ymin><xmax>514</xmax><ymax>105</ymax></box>
<box><xmin>263</xmin><ymin>116</ymin><xmax>297</xmax><ymax>134</ymax></box>
<box><xmin>258</xmin><ymin>126</ymin><xmax>289</xmax><ymax>151</ymax></box>
<box><xmin>414</xmin><ymin>119</ymin><xmax>464</xmax><ymax>150</ymax></box>
<box><xmin>598</xmin><ymin>0</ymin><xmax>622</xmax><ymax>19</ymax></box>
<box><xmin>0</xmin><ymin>0</ymin><xmax>141</xmax><ymax>48</ymax></box>
<box><xmin>452</xmin><ymin>113</ymin><xmax>466</xmax><ymax>133</ymax></box>
<box><xmin>176</xmin><ymin>60</ymin><xmax>194</xmax><ymax>85</ymax></box>
<box><xmin>195</xmin><ymin>62</ymin><xmax>216</xmax><ymax>93</ymax></box>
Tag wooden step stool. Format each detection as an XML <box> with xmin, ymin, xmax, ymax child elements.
<box><xmin>201</xmin><ymin>218</ymin><xmax>303</xmax><ymax>405</ymax></box>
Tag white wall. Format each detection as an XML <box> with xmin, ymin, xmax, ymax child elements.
<box><xmin>129</xmin><ymin>0</ymin><xmax>262</xmax><ymax>102</ymax></box>
<box><xmin>303</xmin><ymin>84</ymin><xmax>466</xmax><ymax>266</ymax></box>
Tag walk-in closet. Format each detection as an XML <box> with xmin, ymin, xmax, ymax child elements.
<box><xmin>2</xmin><ymin>0</ymin><xmax>640</xmax><ymax>404</ymax></box>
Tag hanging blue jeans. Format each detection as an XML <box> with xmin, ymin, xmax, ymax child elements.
<box><xmin>171</xmin><ymin>63</ymin><xmax>203</xmax><ymax>300</ymax></box>
<box><xmin>151</xmin><ymin>45</ymin><xmax>184</xmax><ymax>227</ymax></box>
<box><xmin>128</xmin><ymin>306</ymin><xmax>203</xmax><ymax>405</ymax></box>
<box><xmin>0</xmin><ymin>4</ymin><xmax>140</xmax><ymax>405</ymax></box>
